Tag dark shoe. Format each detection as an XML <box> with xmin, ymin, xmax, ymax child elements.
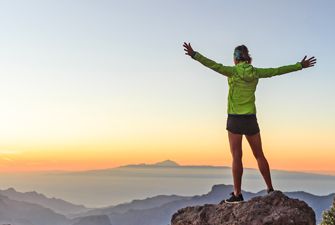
<box><xmin>267</xmin><ymin>188</ymin><xmax>274</xmax><ymax>194</ymax></box>
<box><xmin>221</xmin><ymin>192</ymin><xmax>244</xmax><ymax>204</ymax></box>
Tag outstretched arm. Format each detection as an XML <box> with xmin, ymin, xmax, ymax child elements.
<box><xmin>183</xmin><ymin>42</ymin><xmax>234</xmax><ymax>77</ymax></box>
<box><xmin>256</xmin><ymin>56</ymin><xmax>317</xmax><ymax>78</ymax></box>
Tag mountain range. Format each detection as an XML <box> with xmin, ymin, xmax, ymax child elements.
<box><xmin>0</xmin><ymin>184</ymin><xmax>333</xmax><ymax>225</ymax></box>
<box><xmin>1</xmin><ymin>160</ymin><xmax>334</xmax><ymax>225</ymax></box>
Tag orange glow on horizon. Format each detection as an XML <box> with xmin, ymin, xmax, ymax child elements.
<box><xmin>1</xmin><ymin>143</ymin><xmax>334</xmax><ymax>174</ymax></box>
<box><xmin>1</xmin><ymin>120</ymin><xmax>334</xmax><ymax>174</ymax></box>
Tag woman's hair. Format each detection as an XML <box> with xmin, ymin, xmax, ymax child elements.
<box><xmin>234</xmin><ymin>45</ymin><xmax>252</xmax><ymax>63</ymax></box>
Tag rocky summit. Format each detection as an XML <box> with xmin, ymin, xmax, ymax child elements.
<box><xmin>171</xmin><ymin>191</ymin><xmax>316</xmax><ymax>225</ymax></box>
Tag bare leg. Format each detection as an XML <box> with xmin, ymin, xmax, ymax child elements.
<box><xmin>245</xmin><ymin>132</ymin><xmax>274</xmax><ymax>191</ymax></box>
<box><xmin>228</xmin><ymin>131</ymin><xmax>243</xmax><ymax>196</ymax></box>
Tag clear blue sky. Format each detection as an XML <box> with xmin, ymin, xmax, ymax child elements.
<box><xmin>0</xmin><ymin>0</ymin><xmax>334</xmax><ymax>172</ymax></box>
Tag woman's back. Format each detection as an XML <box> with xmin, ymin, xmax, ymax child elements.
<box><xmin>192</xmin><ymin>52</ymin><xmax>302</xmax><ymax>114</ymax></box>
<box><xmin>228</xmin><ymin>61</ymin><xmax>259</xmax><ymax>114</ymax></box>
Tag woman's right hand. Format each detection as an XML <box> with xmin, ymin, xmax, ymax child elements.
<box><xmin>183</xmin><ymin>42</ymin><xmax>195</xmax><ymax>57</ymax></box>
<box><xmin>300</xmin><ymin>56</ymin><xmax>317</xmax><ymax>68</ymax></box>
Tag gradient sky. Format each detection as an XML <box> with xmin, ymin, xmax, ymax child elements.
<box><xmin>0</xmin><ymin>0</ymin><xmax>334</xmax><ymax>173</ymax></box>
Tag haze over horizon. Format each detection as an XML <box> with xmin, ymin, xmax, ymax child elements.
<box><xmin>0</xmin><ymin>0</ymin><xmax>334</xmax><ymax>174</ymax></box>
<box><xmin>2</xmin><ymin>159</ymin><xmax>335</xmax><ymax>177</ymax></box>
<box><xmin>1</xmin><ymin>159</ymin><xmax>335</xmax><ymax>207</ymax></box>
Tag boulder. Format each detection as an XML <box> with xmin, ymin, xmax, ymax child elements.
<box><xmin>171</xmin><ymin>191</ymin><xmax>315</xmax><ymax>225</ymax></box>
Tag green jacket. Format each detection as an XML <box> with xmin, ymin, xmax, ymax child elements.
<box><xmin>193</xmin><ymin>52</ymin><xmax>303</xmax><ymax>114</ymax></box>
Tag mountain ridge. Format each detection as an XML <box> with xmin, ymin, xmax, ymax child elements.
<box><xmin>0</xmin><ymin>193</ymin><xmax>70</xmax><ymax>225</ymax></box>
<box><xmin>0</xmin><ymin>187</ymin><xmax>89</xmax><ymax>216</ymax></box>
<box><xmin>0</xmin><ymin>184</ymin><xmax>333</xmax><ymax>225</ymax></box>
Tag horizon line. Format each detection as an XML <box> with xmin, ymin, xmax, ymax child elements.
<box><xmin>1</xmin><ymin>159</ymin><xmax>335</xmax><ymax>176</ymax></box>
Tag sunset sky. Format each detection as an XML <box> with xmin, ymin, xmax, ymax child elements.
<box><xmin>0</xmin><ymin>0</ymin><xmax>334</xmax><ymax>173</ymax></box>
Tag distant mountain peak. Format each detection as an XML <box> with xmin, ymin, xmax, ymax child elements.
<box><xmin>121</xmin><ymin>160</ymin><xmax>180</xmax><ymax>168</ymax></box>
<box><xmin>5</xmin><ymin>187</ymin><xmax>16</xmax><ymax>192</ymax></box>
<box><xmin>153</xmin><ymin>160</ymin><xmax>180</xmax><ymax>167</ymax></box>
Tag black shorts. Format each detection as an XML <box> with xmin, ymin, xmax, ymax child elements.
<box><xmin>226</xmin><ymin>114</ymin><xmax>260</xmax><ymax>135</ymax></box>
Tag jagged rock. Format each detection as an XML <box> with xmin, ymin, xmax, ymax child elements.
<box><xmin>72</xmin><ymin>215</ymin><xmax>112</xmax><ymax>225</ymax></box>
<box><xmin>171</xmin><ymin>191</ymin><xmax>316</xmax><ymax>225</ymax></box>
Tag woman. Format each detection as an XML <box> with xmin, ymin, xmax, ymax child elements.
<box><xmin>183</xmin><ymin>42</ymin><xmax>316</xmax><ymax>203</ymax></box>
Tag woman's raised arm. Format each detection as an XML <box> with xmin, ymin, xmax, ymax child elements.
<box><xmin>183</xmin><ymin>42</ymin><xmax>234</xmax><ymax>77</ymax></box>
<box><xmin>255</xmin><ymin>55</ymin><xmax>317</xmax><ymax>78</ymax></box>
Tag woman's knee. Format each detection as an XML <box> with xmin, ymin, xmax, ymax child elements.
<box><xmin>231</xmin><ymin>149</ymin><xmax>243</xmax><ymax>160</ymax></box>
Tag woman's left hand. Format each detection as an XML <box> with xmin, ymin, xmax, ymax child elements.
<box><xmin>300</xmin><ymin>56</ymin><xmax>317</xmax><ymax>68</ymax></box>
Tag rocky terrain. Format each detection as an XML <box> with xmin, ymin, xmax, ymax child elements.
<box><xmin>171</xmin><ymin>191</ymin><xmax>316</xmax><ymax>225</ymax></box>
